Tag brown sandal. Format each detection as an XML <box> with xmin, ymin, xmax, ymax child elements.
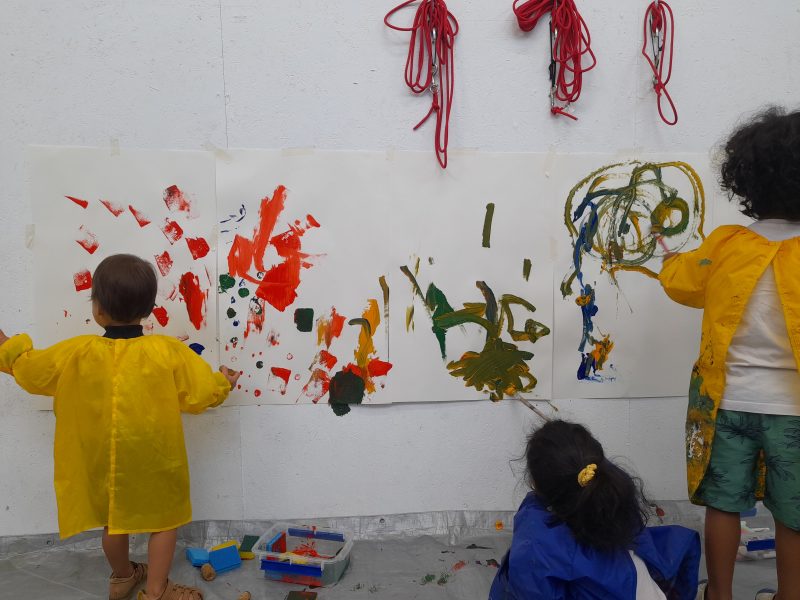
<box><xmin>109</xmin><ymin>561</ymin><xmax>147</xmax><ymax>600</ymax></box>
<box><xmin>137</xmin><ymin>580</ymin><xmax>203</xmax><ymax>600</ymax></box>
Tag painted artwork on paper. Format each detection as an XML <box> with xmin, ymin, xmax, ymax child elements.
<box><xmin>400</xmin><ymin>262</ymin><xmax>550</xmax><ymax>401</ymax></box>
<box><xmin>552</xmin><ymin>157</ymin><xmax>708</xmax><ymax>398</ymax></box>
<box><xmin>29</xmin><ymin>147</ymin><xmax>218</xmax><ymax>361</ymax></box>
<box><xmin>216</xmin><ymin>151</ymin><xmax>393</xmax><ymax>411</ymax></box>
<box><xmin>387</xmin><ymin>152</ymin><xmax>556</xmax><ymax>402</ymax></box>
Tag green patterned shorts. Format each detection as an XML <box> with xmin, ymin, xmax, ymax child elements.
<box><xmin>695</xmin><ymin>409</ymin><xmax>800</xmax><ymax>530</ymax></box>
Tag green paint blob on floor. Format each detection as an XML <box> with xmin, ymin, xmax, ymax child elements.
<box><xmin>420</xmin><ymin>574</ymin><xmax>436</xmax><ymax>585</ymax></box>
<box><xmin>238</xmin><ymin>287</ymin><xmax>250</xmax><ymax>298</ymax></box>
<box><xmin>294</xmin><ymin>307</ymin><xmax>314</xmax><ymax>332</ymax></box>
<box><xmin>226</xmin><ymin>307</ymin><xmax>236</xmax><ymax>319</ymax></box>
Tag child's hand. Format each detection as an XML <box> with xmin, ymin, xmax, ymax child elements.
<box><xmin>0</xmin><ymin>329</ymin><xmax>9</xmax><ymax>347</ymax></box>
<box><xmin>219</xmin><ymin>366</ymin><xmax>241</xmax><ymax>390</ymax></box>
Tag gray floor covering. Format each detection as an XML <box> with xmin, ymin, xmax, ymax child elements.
<box><xmin>0</xmin><ymin>509</ymin><xmax>780</xmax><ymax>599</ymax></box>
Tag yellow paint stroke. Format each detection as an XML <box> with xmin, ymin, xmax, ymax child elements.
<box><xmin>406</xmin><ymin>305</ymin><xmax>415</xmax><ymax>331</ymax></box>
<box><xmin>354</xmin><ymin>299</ymin><xmax>381</xmax><ymax>393</ymax></box>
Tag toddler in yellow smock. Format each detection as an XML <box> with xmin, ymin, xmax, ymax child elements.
<box><xmin>0</xmin><ymin>254</ymin><xmax>240</xmax><ymax>600</ymax></box>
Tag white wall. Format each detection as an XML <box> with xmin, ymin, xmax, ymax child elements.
<box><xmin>0</xmin><ymin>0</ymin><xmax>798</xmax><ymax>537</ymax></box>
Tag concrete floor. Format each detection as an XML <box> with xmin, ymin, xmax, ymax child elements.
<box><xmin>0</xmin><ymin>511</ymin><xmax>780</xmax><ymax>600</ymax></box>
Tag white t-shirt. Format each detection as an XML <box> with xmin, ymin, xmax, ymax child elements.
<box><xmin>720</xmin><ymin>219</ymin><xmax>800</xmax><ymax>416</ymax></box>
<box><xmin>630</xmin><ymin>551</ymin><xmax>667</xmax><ymax>600</ymax></box>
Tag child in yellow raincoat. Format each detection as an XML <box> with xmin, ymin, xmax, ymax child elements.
<box><xmin>0</xmin><ymin>254</ymin><xmax>240</xmax><ymax>600</ymax></box>
<box><xmin>659</xmin><ymin>108</ymin><xmax>800</xmax><ymax>600</ymax></box>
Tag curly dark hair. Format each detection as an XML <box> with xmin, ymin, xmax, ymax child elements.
<box><xmin>526</xmin><ymin>420</ymin><xmax>650</xmax><ymax>552</ymax></box>
<box><xmin>720</xmin><ymin>107</ymin><xmax>800</xmax><ymax>220</ymax></box>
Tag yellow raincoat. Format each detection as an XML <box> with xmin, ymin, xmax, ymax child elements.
<box><xmin>659</xmin><ymin>225</ymin><xmax>800</xmax><ymax>502</ymax></box>
<box><xmin>0</xmin><ymin>333</ymin><xmax>230</xmax><ymax>538</ymax></box>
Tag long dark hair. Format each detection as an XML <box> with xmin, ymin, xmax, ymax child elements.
<box><xmin>526</xmin><ymin>420</ymin><xmax>650</xmax><ymax>552</ymax></box>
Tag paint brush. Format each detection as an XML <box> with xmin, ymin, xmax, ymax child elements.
<box><xmin>514</xmin><ymin>395</ymin><xmax>552</xmax><ymax>421</ymax></box>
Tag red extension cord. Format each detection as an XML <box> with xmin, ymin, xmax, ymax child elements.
<box><xmin>385</xmin><ymin>0</ymin><xmax>459</xmax><ymax>169</ymax></box>
<box><xmin>513</xmin><ymin>0</ymin><xmax>596</xmax><ymax>120</ymax></box>
<box><xmin>642</xmin><ymin>0</ymin><xmax>677</xmax><ymax>125</ymax></box>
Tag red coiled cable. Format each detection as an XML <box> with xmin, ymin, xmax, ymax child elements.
<box><xmin>513</xmin><ymin>0</ymin><xmax>596</xmax><ymax>120</ymax></box>
<box><xmin>385</xmin><ymin>0</ymin><xmax>458</xmax><ymax>169</ymax></box>
<box><xmin>641</xmin><ymin>0</ymin><xmax>677</xmax><ymax>125</ymax></box>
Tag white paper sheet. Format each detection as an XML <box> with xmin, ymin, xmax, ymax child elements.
<box><xmin>29</xmin><ymin>146</ymin><xmax>218</xmax><ymax>364</ymax></box>
<box><xmin>551</xmin><ymin>154</ymin><xmax>710</xmax><ymax>398</ymax></box>
<box><xmin>216</xmin><ymin>150</ymin><xmax>395</xmax><ymax>408</ymax></box>
<box><xmin>386</xmin><ymin>152</ymin><xmax>555</xmax><ymax>402</ymax></box>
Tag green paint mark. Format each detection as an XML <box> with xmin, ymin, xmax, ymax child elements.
<box><xmin>219</xmin><ymin>273</ymin><xmax>235</xmax><ymax>293</ymax></box>
<box><xmin>294</xmin><ymin>308</ymin><xmax>314</xmax><ymax>332</ymax></box>
<box><xmin>329</xmin><ymin>369</ymin><xmax>365</xmax><ymax>416</ymax></box>
<box><xmin>482</xmin><ymin>203</ymin><xmax>495</xmax><ymax>248</ymax></box>
<box><xmin>226</xmin><ymin>307</ymin><xmax>236</xmax><ymax>319</ymax></box>
<box><xmin>523</xmin><ymin>259</ymin><xmax>532</xmax><ymax>281</ymax></box>
<box><xmin>238</xmin><ymin>287</ymin><xmax>250</xmax><ymax>298</ymax></box>
<box><xmin>437</xmin><ymin>573</ymin><xmax>450</xmax><ymax>585</ymax></box>
<box><xmin>420</xmin><ymin>574</ymin><xmax>436</xmax><ymax>586</ymax></box>
<box><xmin>699</xmin><ymin>258</ymin><xmax>712</xmax><ymax>266</ymax></box>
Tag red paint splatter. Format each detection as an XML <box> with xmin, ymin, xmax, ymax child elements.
<box><xmin>163</xmin><ymin>185</ymin><xmax>193</xmax><ymax>213</ymax></box>
<box><xmin>178</xmin><ymin>272</ymin><xmax>207</xmax><ymax>330</ymax></box>
<box><xmin>318</xmin><ymin>350</ymin><xmax>338</xmax><ymax>370</ymax></box>
<box><xmin>154</xmin><ymin>251</ymin><xmax>173</xmax><ymax>277</ymax></box>
<box><xmin>166</xmin><ymin>285</ymin><xmax>178</xmax><ymax>301</ymax></box>
<box><xmin>294</xmin><ymin>374</ymin><xmax>301</xmax><ymax>380</ymax></box>
<box><xmin>99</xmin><ymin>199</ymin><xmax>125</xmax><ymax>216</ymax></box>
<box><xmin>300</xmin><ymin>369</ymin><xmax>330</xmax><ymax>404</ymax></box>
<box><xmin>66</xmin><ymin>196</ymin><xmax>88</xmax><ymax>209</ymax></box>
<box><xmin>367</xmin><ymin>358</ymin><xmax>393</xmax><ymax>377</ymax></box>
<box><xmin>76</xmin><ymin>226</ymin><xmax>99</xmax><ymax>254</ymax></box>
<box><xmin>306</xmin><ymin>214</ymin><xmax>320</xmax><ymax>227</ymax></box>
<box><xmin>317</xmin><ymin>308</ymin><xmax>346</xmax><ymax>348</ymax></box>
<box><xmin>271</xmin><ymin>367</ymin><xmax>291</xmax><ymax>383</ymax></box>
<box><xmin>343</xmin><ymin>363</ymin><xmax>363</xmax><ymax>378</ymax></box>
<box><xmin>128</xmin><ymin>206</ymin><xmax>151</xmax><ymax>227</ymax></box>
<box><xmin>452</xmin><ymin>560</ymin><xmax>467</xmax><ymax>572</ymax></box>
<box><xmin>73</xmin><ymin>270</ymin><xmax>92</xmax><ymax>292</ymax></box>
<box><xmin>161</xmin><ymin>219</ymin><xmax>184</xmax><ymax>244</ymax></box>
<box><xmin>63</xmin><ymin>310</ymin><xmax>70</xmax><ymax>318</ymax></box>
<box><xmin>226</xmin><ymin>186</ymin><xmax>321</xmax><ymax>312</ymax></box>
<box><xmin>267</xmin><ymin>330</ymin><xmax>280</xmax><ymax>346</ymax></box>
<box><xmin>152</xmin><ymin>306</ymin><xmax>169</xmax><ymax>327</ymax></box>
<box><xmin>185</xmin><ymin>237</ymin><xmax>210</xmax><ymax>260</ymax></box>
<box><xmin>270</xmin><ymin>366</ymin><xmax>291</xmax><ymax>395</ymax></box>
<box><xmin>254</xmin><ymin>389</ymin><xmax>262</xmax><ymax>398</ymax></box>
<box><xmin>244</xmin><ymin>297</ymin><xmax>266</xmax><ymax>339</ymax></box>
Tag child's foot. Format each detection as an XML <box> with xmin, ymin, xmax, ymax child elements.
<box><xmin>109</xmin><ymin>561</ymin><xmax>147</xmax><ymax>600</ymax></box>
<box><xmin>755</xmin><ymin>590</ymin><xmax>776</xmax><ymax>600</ymax></box>
<box><xmin>137</xmin><ymin>581</ymin><xmax>203</xmax><ymax>600</ymax></box>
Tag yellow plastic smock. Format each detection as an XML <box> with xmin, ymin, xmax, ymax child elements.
<box><xmin>659</xmin><ymin>225</ymin><xmax>800</xmax><ymax>502</ymax></box>
<box><xmin>0</xmin><ymin>333</ymin><xmax>230</xmax><ymax>538</ymax></box>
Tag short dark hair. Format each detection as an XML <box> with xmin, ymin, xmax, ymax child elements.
<box><xmin>720</xmin><ymin>106</ymin><xmax>800</xmax><ymax>220</ymax></box>
<box><xmin>526</xmin><ymin>420</ymin><xmax>649</xmax><ymax>552</ymax></box>
<box><xmin>91</xmin><ymin>254</ymin><xmax>157</xmax><ymax>322</ymax></box>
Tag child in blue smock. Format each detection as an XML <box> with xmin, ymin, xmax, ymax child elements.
<box><xmin>490</xmin><ymin>420</ymin><xmax>701</xmax><ymax>600</ymax></box>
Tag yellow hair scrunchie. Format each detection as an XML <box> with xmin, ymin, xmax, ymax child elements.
<box><xmin>577</xmin><ymin>463</ymin><xmax>597</xmax><ymax>487</ymax></box>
